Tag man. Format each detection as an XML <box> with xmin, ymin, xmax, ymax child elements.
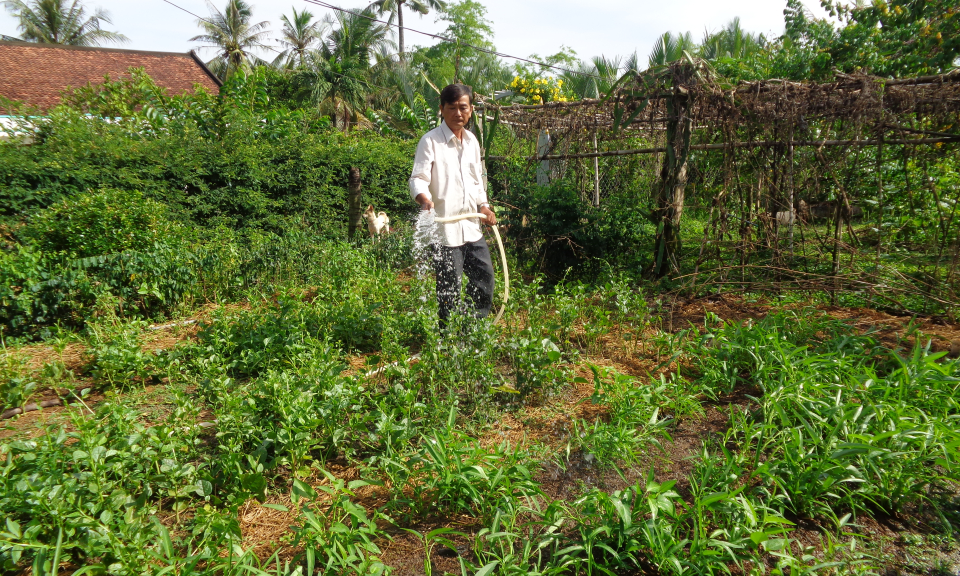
<box><xmin>409</xmin><ymin>83</ymin><xmax>497</xmax><ymax>328</ymax></box>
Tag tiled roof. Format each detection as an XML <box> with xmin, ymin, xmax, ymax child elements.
<box><xmin>0</xmin><ymin>40</ymin><xmax>221</xmax><ymax>111</ymax></box>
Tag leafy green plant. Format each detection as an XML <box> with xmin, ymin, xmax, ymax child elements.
<box><xmin>0</xmin><ymin>398</ymin><xmax>209</xmax><ymax>573</ymax></box>
<box><xmin>0</xmin><ymin>341</ymin><xmax>35</xmax><ymax>410</ymax></box>
<box><xmin>573</xmin><ymin>365</ymin><xmax>671</xmax><ymax>467</ymax></box>
<box><xmin>691</xmin><ymin>311</ymin><xmax>960</xmax><ymax>519</ymax></box>
<box><xmin>550</xmin><ymin>281</ymin><xmax>585</xmax><ymax>350</ymax></box>
<box><xmin>465</xmin><ymin>507</ymin><xmax>561</xmax><ymax>576</ymax></box>
<box><xmin>412</xmin><ymin>317</ymin><xmax>503</xmax><ymax>412</ymax></box>
<box><xmin>609</xmin><ymin>279</ymin><xmax>650</xmax><ymax>355</ymax></box>
<box><xmin>580</xmin><ymin>303</ymin><xmax>612</xmax><ymax>358</ymax></box>
<box><xmin>499</xmin><ymin>330</ymin><xmax>564</xmax><ymax>400</ymax></box>
<box><xmin>379</xmin><ymin>416</ymin><xmax>541</xmax><ymax>523</ymax></box>
<box><xmin>548</xmin><ymin>479</ymin><xmax>680</xmax><ymax>575</ymax></box>
<box><xmin>290</xmin><ymin>471</ymin><xmax>391</xmax><ymax>576</ymax></box>
<box><xmin>86</xmin><ymin>321</ymin><xmax>159</xmax><ymax>389</ymax></box>
<box><xmin>403</xmin><ymin>527</ymin><xmax>465</xmax><ymax>576</ymax></box>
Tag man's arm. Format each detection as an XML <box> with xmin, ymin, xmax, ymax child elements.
<box><xmin>410</xmin><ymin>136</ymin><xmax>434</xmax><ymax>211</ymax></box>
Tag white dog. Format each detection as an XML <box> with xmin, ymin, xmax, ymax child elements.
<box><xmin>362</xmin><ymin>205</ymin><xmax>391</xmax><ymax>238</ymax></box>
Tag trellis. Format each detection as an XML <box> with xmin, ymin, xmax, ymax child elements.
<box><xmin>476</xmin><ymin>66</ymin><xmax>960</xmax><ymax>314</ymax></box>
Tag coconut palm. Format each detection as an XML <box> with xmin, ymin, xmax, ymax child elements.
<box><xmin>272</xmin><ymin>7</ymin><xmax>326</xmax><ymax>69</ymax></box>
<box><xmin>190</xmin><ymin>0</ymin><xmax>271</xmax><ymax>80</ymax></box>
<box><xmin>295</xmin><ymin>7</ymin><xmax>392</xmax><ymax>131</ymax></box>
<box><xmin>324</xmin><ymin>5</ymin><xmax>392</xmax><ymax>65</ymax></box>
<box><xmin>699</xmin><ymin>18</ymin><xmax>766</xmax><ymax>61</ymax></box>
<box><xmin>1</xmin><ymin>0</ymin><xmax>127</xmax><ymax>46</ymax></box>
<box><xmin>369</xmin><ymin>0</ymin><xmax>446</xmax><ymax>61</ymax></box>
<box><xmin>648</xmin><ymin>31</ymin><xmax>696</xmax><ymax>68</ymax></box>
<box><xmin>560</xmin><ymin>54</ymin><xmax>638</xmax><ymax>100</ymax></box>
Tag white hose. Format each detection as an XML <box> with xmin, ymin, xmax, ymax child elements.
<box><xmin>364</xmin><ymin>212</ymin><xmax>510</xmax><ymax>378</ymax></box>
<box><xmin>433</xmin><ymin>212</ymin><xmax>510</xmax><ymax>324</ymax></box>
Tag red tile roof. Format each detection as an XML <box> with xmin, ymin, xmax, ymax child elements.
<box><xmin>0</xmin><ymin>40</ymin><xmax>221</xmax><ymax>111</ymax></box>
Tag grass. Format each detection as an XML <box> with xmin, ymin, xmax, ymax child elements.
<box><xmin>1</xmin><ymin>229</ymin><xmax>959</xmax><ymax>576</ymax></box>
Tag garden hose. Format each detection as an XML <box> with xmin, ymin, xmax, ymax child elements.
<box><xmin>433</xmin><ymin>212</ymin><xmax>510</xmax><ymax>324</ymax></box>
<box><xmin>364</xmin><ymin>212</ymin><xmax>509</xmax><ymax>378</ymax></box>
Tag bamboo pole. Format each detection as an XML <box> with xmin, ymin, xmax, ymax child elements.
<box><xmin>787</xmin><ymin>125</ymin><xmax>795</xmax><ymax>256</ymax></box>
<box><xmin>487</xmin><ymin>136</ymin><xmax>959</xmax><ymax>162</ymax></box>
<box><xmin>592</xmin><ymin>130</ymin><xmax>600</xmax><ymax>207</ymax></box>
<box><xmin>475</xmin><ymin>70</ymin><xmax>960</xmax><ymax>112</ymax></box>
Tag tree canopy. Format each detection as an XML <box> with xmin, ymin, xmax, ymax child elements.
<box><xmin>1</xmin><ymin>0</ymin><xmax>127</xmax><ymax>46</ymax></box>
<box><xmin>190</xmin><ymin>0</ymin><xmax>272</xmax><ymax>80</ymax></box>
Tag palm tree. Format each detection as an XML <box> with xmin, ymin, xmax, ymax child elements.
<box><xmin>369</xmin><ymin>0</ymin><xmax>446</xmax><ymax>61</ymax></box>
<box><xmin>190</xmin><ymin>0</ymin><xmax>271</xmax><ymax>80</ymax></box>
<box><xmin>699</xmin><ymin>18</ymin><xmax>766</xmax><ymax>61</ymax></box>
<box><xmin>1</xmin><ymin>0</ymin><xmax>127</xmax><ymax>46</ymax></box>
<box><xmin>272</xmin><ymin>7</ymin><xmax>326</xmax><ymax>69</ymax></box>
<box><xmin>648</xmin><ymin>31</ymin><xmax>696</xmax><ymax>68</ymax></box>
<box><xmin>297</xmin><ymin>51</ymin><xmax>369</xmax><ymax>131</ymax></box>
<box><xmin>295</xmin><ymin>7</ymin><xmax>392</xmax><ymax>131</ymax></box>
<box><xmin>324</xmin><ymin>5</ymin><xmax>392</xmax><ymax>65</ymax></box>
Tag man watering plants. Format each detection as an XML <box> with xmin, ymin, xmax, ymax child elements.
<box><xmin>410</xmin><ymin>83</ymin><xmax>497</xmax><ymax>329</ymax></box>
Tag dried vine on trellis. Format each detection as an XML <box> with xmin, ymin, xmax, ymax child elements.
<box><xmin>477</xmin><ymin>63</ymin><xmax>960</xmax><ymax>314</ymax></box>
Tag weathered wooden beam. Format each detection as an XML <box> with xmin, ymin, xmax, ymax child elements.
<box><xmin>487</xmin><ymin>136</ymin><xmax>959</xmax><ymax>162</ymax></box>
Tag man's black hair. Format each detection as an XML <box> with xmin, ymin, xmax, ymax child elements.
<box><xmin>440</xmin><ymin>84</ymin><xmax>473</xmax><ymax>106</ymax></box>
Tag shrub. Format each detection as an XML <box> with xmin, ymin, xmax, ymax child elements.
<box><xmin>0</xmin><ymin>104</ymin><xmax>416</xmax><ymax>235</ymax></box>
<box><xmin>497</xmin><ymin>178</ymin><xmax>652</xmax><ymax>279</ymax></box>
<box><xmin>18</xmin><ymin>188</ymin><xmax>185</xmax><ymax>259</ymax></box>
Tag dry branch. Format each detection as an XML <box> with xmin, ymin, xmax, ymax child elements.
<box><xmin>490</xmin><ymin>136</ymin><xmax>959</xmax><ymax>162</ymax></box>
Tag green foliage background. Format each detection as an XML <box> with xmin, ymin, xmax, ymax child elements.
<box><xmin>0</xmin><ymin>112</ymin><xmax>415</xmax><ymax>235</ymax></box>
<box><xmin>0</xmin><ymin>70</ymin><xmax>420</xmax><ymax>338</ymax></box>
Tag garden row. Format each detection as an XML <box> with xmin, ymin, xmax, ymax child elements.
<box><xmin>2</xmin><ymin>236</ymin><xmax>957</xmax><ymax>573</ymax></box>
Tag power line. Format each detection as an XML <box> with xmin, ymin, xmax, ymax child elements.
<box><xmin>158</xmin><ymin>0</ymin><xmax>589</xmax><ymax>100</ymax></box>
<box><xmin>300</xmin><ymin>0</ymin><xmax>605</xmax><ymax>80</ymax></box>
<box><xmin>159</xmin><ymin>0</ymin><xmax>418</xmax><ymax>111</ymax></box>
<box><xmin>158</xmin><ymin>0</ymin><xmax>214</xmax><ymax>25</ymax></box>
<box><xmin>157</xmin><ymin>0</ymin><xmax>284</xmax><ymax>55</ymax></box>
<box><xmin>159</xmin><ymin>0</ymin><xmax>607</xmax><ymax>81</ymax></box>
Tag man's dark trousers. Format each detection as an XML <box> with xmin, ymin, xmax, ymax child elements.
<box><xmin>433</xmin><ymin>238</ymin><xmax>495</xmax><ymax>327</ymax></box>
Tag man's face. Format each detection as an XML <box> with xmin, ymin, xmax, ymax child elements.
<box><xmin>441</xmin><ymin>95</ymin><xmax>472</xmax><ymax>133</ymax></box>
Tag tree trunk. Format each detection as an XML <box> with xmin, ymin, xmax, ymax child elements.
<box><xmin>347</xmin><ymin>167</ymin><xmax>363</xmax><ymax>238</ymax></box>
<box><xmin>648</xmin><ymin>87</ymin><xmax>692</xmax><ymax>279</ymax></box>
<box><xmin>831</xmin><ymin>195</ymin><xmax>842</xmax><ymax>305</ymax></box>
<box><xmin>341</xmin><ymin>100</ymin><xmax>351</xmax><ymax>133</ymax></box>
<box><xmin>398</xmin><ymin>3</ymin><xmax>406</xmax><ymax>62</ymax></box>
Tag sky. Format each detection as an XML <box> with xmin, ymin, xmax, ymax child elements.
<box><xmin>0</xmin><ymin>0</ymin><xmax>831</xmax><ymax>65</ymax></box>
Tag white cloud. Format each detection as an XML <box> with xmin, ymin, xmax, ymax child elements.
<box><xmin>1</xmin><ymin>0</ymin><xmax>829</xmax><ymax>65</ymax></box>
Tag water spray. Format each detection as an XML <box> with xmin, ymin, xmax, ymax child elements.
<box><xmin>433</xmin><ymin>212</ymin><xmax>510</xmax><ymax>324</ymax></box>
<box><xmin>365</xmin><ymin>211</ymin><xmax>510</xmax><ymax>377</ymax></box>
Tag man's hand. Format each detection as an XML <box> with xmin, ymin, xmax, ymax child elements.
<box><xmin>480</xmin><ymin>205</ymin><xmax>497</xmax><ymax>226</ymax></box>
<box><xmin>415</xmin><ymin>193</ymin><xmax>434</xmax><ymax>211</ymax></box>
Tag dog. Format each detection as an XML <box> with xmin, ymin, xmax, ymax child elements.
<box><xmin>362</xmin><ymin>205</ymin><xmax>391</xmax><ymax>238</ymax></box>
<box><xmin>776</xmin><ymin>210</ymin><xmax>797</xmax><ymax>226</ymax></box>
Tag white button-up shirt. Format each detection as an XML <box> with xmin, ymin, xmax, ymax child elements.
<box><xmin>409</xmin><ymin>122</ymin><xmax>488</xmax><ymax>247</ymax></box>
